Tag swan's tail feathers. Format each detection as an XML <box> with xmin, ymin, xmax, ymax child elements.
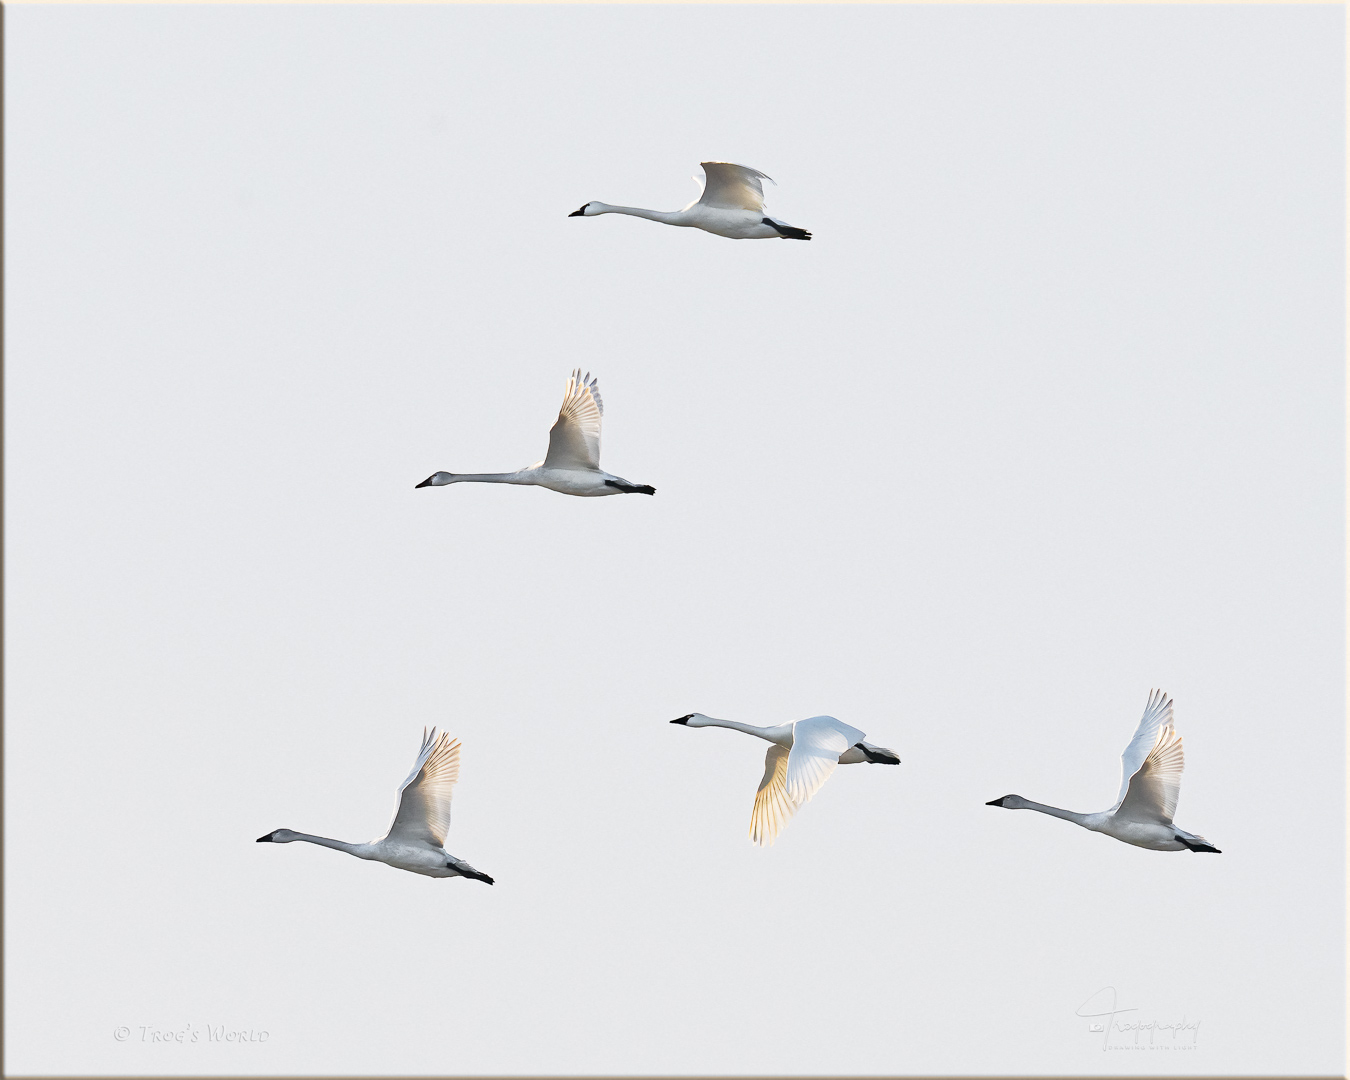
<box><xmin>1176</xmin><ymin>834</ymin><xmax>1221</xmax><ymax>853</ymax></box>
<box><xmin>855</xmin><ymin>742</ymin><xmax>900</xmax><ymax>765</ymax></box>
<box><xmin>603</xmin><ymin>479</ymin><xmax>657</xmax><ymax>495</ymax></box>
<box><xmin>762</xmin><ymin>217</ymin><xmax>812</xmax><ymax>241</ymax></box>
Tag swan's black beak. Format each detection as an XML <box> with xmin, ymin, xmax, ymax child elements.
<box><xmin>568</xmin><ymin>204</ymin><xmax>588</xmax><ymax>217</ymax></box>
<box><xmin>415</xmin><ymin>476</ymin><xmax>435</xmax><ymax>488</ymax></box>
<box><xmin>986</xmin><ymin>798</ymin><xmax>1007</xmax><ymax>807</ymax></box>
<box><xmin>670</xmin><ymin>714</ymin><xmax>692</xmax><ymax>725</ymax></box>
<box><xmin>256</xmin><ymin>833</ymin><xmax>274</xmax><ymax>842</ymax></box>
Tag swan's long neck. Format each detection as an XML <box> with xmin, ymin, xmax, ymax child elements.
<box><xmin>289</xmin><ymin>832</ymin><xmax>378</xmax><ymax>859</ymax></box>
<box><xmin>423</xmin><ymin>471</ymin><xmax>533</xmax><ymax>487</ymax></box>
<box><xmin>590</xmin><ymin>202</ymin><xmax>683</xmax><ymax>226</ymax></box>
<box><xmin>690</xmin><ymin>715</ymin><xmax>793</xmax><ymax>746</ymax></box>
<box><xmin>1016</xmin><ymin>800</ymin><xmax>1094</xmax><ymax>828</ymax></box>
<box><xmin>450</xmin><ymin>472</ymin><xmax>531</xmax><ymax>484</ymax></box>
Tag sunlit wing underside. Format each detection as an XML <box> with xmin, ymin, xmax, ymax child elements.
<box><xmin>696</xmin><ymin>161</ymin><xmax>772</xmax><ymax>212</ymax></box>
<box><xmin>1113</xmin><ymin>689</ymin><xmax>1174</xmax><ymax>810</ymax></box>
<box><xmin>386</xmin><ymin>727</ymin><xmax>461</xmax><ymax>847</ymax></box>
<box><xmin>543</xmin><ymin>369</ymin><xmax>604</xmax><ymax>471</ymax></box>
<box><xmin>750</xmin><ymin>744</ymin><xmax>795</xmax><ymax>846</ymax></box>
<box><xmin>1116</xmin><ymin>725</ymin><xmax>1184</xmax><ymax>825</ymax></box>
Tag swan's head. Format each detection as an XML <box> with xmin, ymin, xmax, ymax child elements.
<box><xmin>415</xmin><ymin>471</ymin><xmax>456</xmax><ymax>489</ymax></box>
<box><xmin>568</xmin><ymin>202</ymin><xmax>592</xmax><ymax>217</ymax></box>
<box><xmin>985</xmin><ymin>795</ymin><xmax>1026</xmax><ymax>810</ymax></box>
<box><xmin>256</xmin><ymin>829</ymin><xmax>299</xmax><ymax>843</ymax></box>
<box><xmin>671</xmin><ymin>712</ymin><xmax>714</xmax><ymax>727</ymax></box>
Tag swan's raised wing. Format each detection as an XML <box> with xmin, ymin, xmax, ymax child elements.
<box><xmin>784</xmin><ymin>715</ymin><xmax>867</xmax><ymax>806</ymax></box>
<box><xmin>1113</xmin><ymin>690</ymin><xmax>1174</xmax><ymax>810</ymax></box>
<box><xmin>385</xmin><ymin>727</ymin><xmax>461</xmax><ymax>847</ymax></box>
<box><xmin>1114</xmin><ymin>725</ymin><xmax>1184</xmax><ymax>825</ymax></box>
<box><xmin>750</xmin><ymin>744</ymin><xmax>796</xmax><ymax>847</ymax></box>
<box><xmin>696</xmin><ymin>162</ymin><xmax>771</xmax><ymax>212</ymax></box>
<box><xmin>543</xmin><ymin>369</ymin><xmax>603</xmax><ymax>471</ymax></box>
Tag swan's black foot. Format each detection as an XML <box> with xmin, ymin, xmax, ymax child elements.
<box><xmin>604</xmin><ymin>480</ymin><xmax>656</xmax><ymax>495</ymax></box>
<box><xmin>854</xmin><ymin>742</ymin><xmax>900</xmax><ymax>765</ymax></box>
<box><xmin>1177</xmin><ymin>837</ymin><xmax>1221</xmax><ymax>853</ymax></box>
<box><xmin>763</xmin><ymin>218</ymin><xmax>812</xmax><ymax>240</ymax></box>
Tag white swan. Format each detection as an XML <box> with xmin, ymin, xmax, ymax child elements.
<box><xmin>569</xmin><ymin>162</ymin><xmax>811</xmax><ymax>241</ymax></box>
<box><xmin>416</xmin><ymin>369</ymin><xmax>654</xmax><ymax>497</ymax></box>
<box><xmin>256</xmin><ymin>728</ymin><xmax>494</xmax><ymax>882</ymax></box>
<box><xmin>671</xmin><ymin>713</ymin><xmax>900</xmax><ymax>845</ymax></box>
<box><xmin>986</xmin><ymin>690</ymin><xmax>1221</xmax><ymax>853</ymax></box>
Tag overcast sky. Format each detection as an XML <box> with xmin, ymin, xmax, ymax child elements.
<box><xmin>5</xmin><ymin>4</ymin><xmax>1344</xmax><ymax>1076</ymax></box>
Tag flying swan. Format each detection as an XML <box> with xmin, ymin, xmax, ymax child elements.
<box><xmin>671</xmin><ymin>713</ymin><xmax>900</xmax><ymax>845</ymax></box>
<box><xmin>986</xmin><ymin>690</ymin><xmax>1221</xmax><ymax>852</ymax></box>
<box><xmin>416</xmin><ymin>370</ymin><xmax>654</xmax><ymax>496</ymax></box>
<box><xmin>256</xmin><ymin>728</ymin><xmax>495</xmax><ymax>882</ymax></box>
<box><xmin>569</xmin><ymin>162</ymin><xmax>812</xmax><ymax>240</ymax></box>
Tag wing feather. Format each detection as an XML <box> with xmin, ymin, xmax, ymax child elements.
<box><xmin>385</xmin><ymin>727</ymin><xmax>461</xmax><ymax>847</ymax></box>
<box><xmin>1115</xmin><ymin>725</ymin><xmax>1184</xmax><ymax>825</ymax></box>
<box><xmin>750</xmin><ymin>744</ymin><xmax>795</xmax><ymax>847</ymax></box>
<box><xmin>543</xmin><ymin>369</ymin><xmax>603</xmax><ymax>470</ymax></box>
<box><xmin>784</xmin><ymin>715</ymin><xmax>866</xmax><ymax>807</ymax></box>
<box><xmin>1113</xmin><ymin>689</ymin><xmax>1173</xmax><ymax>809</ymax></box>
<box><xmin>696</xmin><ymin>161</ymin><xmax>772</xmax><ymax>212</ymax></box>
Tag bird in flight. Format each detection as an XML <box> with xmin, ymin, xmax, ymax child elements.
<box><xmin>671</xmin><ymin>712</ymin><xmax>900</xmax><ymax>845</ymax></box>
<box><xmin>416</xmin><ymin>369</ymin><xmax>654</xmax><ymax>497</ymax></box>
<box><xmin>569</xmin><ymin>161</ymin><xmax>811</xmax><ymax>241</ymax></box>
<box><xmin>986</xmin><ymin>690</ymin><xmax>1221</xmax><ymax>852</ymax></box>
<box><xmin>257</xmin><ymin>728</ymin><xmax>495</xmax><ymax>881</ymax></box>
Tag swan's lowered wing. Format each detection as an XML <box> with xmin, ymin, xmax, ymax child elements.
<box><xmin>543</xmin><ymin>369</ymin><xmax>603</xmax><ymax>471</ymax></box>
<box><xmin>696</xmin><ymin>162</ymin><xmax>771</xmax><ymax>212</ymax></box>
<box><xmin>1113</xmin><ymin>689</ymin><xmax>1174</xmax><ymax>811</ymax></box>
<box><xmin>1115</xmin><ymin>725</ymin><xmax>1184</xmax><ymax>825</ymax></box>
<box><xmin>750</xmin><ymin>744</ymin><xmax>795</xmax><ymax>847</ymax></box>
<box><xmin>386</xmin><ymin>727</ymin><xmax>460</xmax><ymax>847</ymax></box>
<box><xmin>784</xmin><ymin>715</ymin><xmax>866</xmax><ymax>807</ymax></box>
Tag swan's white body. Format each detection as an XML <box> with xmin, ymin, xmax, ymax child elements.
<box><xmin>257</xmin><ymin>728</ymin><xmax>494</xmax><ymax>882</ymax></box>
<box><xmin>416</xmin><ymin>370</ymin><xmax>653</xmax><ymax>497</ymax></box>
<box><xmin>987</xmin><ymin>690</ymin><xmax>1220</xmax><ymax>853</ymax></box>
<box><xmin>570</xmin><ymin>162</ymin><xmax>811</xmax><ymax>241</ymax></box>
<box><xmin>671</xmin><ymin>713</ymin><xmax>900</xmax><ymax>845</ymax></box>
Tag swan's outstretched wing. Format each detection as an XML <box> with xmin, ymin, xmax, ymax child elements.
<box><xmin>1113</xmin><ymin>690</ymin><xmax>1173</xmax><ymax>808</ymax></box>
<box><xmin>385</xmin><ymin>727</ymin><xmax>461</xmax><ymax>847</ymax></box>
<box><xmin>696</xmin><ymin>162</ymin><xmax>772</xmax><ymax>212</ymax></box>
<box><xmin>784</xmin><ymin>715</ymin><xmax>867</xmax><ymax>806</ymax></box>
<box><xmin>750</xmin><ymin>744</ymin><xmax>795</xmax><ymax>847</ymax></box>
<box><xmin>1115</xmin><ymin>724</ymin><xmax>1184</xmax><ymax>825</ymax></box>
<box><xmin>543</xmin><ymin>369</ymin><xmax>603</xmax><ymax>471</ymax></box>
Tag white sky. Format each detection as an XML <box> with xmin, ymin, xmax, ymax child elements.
<box><xmin>4</xmin><ymin>4</ymin><xmax>1344</xmax><ymax>1076</ymax></box>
